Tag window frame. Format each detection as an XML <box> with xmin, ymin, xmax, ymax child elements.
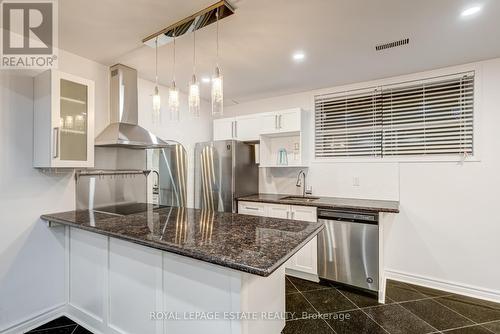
<box><xmin>312</xmin><ymin>64</ymin><xmax>482</xmax><ymax>163</ymax></box>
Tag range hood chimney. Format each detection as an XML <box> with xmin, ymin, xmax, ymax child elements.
<box><xmin>95</xmin><ymin>64</ymin><xmax>168</xmax><ymax>149</ymax></box>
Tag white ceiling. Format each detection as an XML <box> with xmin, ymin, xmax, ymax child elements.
<box><xmin>60</xmin><ymin>0</ymin><xmax>500</xmax><ymax>103</ymax></box>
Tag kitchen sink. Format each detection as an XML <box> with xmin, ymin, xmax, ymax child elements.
<box><xmin>280</xmin><ymin>196</ymin><xmax>320</xmax><ymax>202</ymax></box>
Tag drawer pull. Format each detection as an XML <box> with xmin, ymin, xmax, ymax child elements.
<box><xmin>244</xmin><ymin>206</ymin><xmax>260</xmax><ymax>211</ymax></box>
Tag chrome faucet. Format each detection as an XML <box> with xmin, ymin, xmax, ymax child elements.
<box><xmin>296</xmin><ymin>170</ymin><xmax>307</xmax><ymax>197</ymax></box>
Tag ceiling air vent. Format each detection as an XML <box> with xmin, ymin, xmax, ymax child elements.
<box><xmin>375</xmin><ymin>38</ymin><xmax>409</xmax><ymax>51</ymax></box>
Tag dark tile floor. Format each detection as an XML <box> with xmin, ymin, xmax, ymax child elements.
<box><xmin>26</xmin><ymin>278</ymin><xmax>500</xmax><ymax>334</ymax></box>
<box><xmin>283</xmin><ymin>276</ymin><xmax>500</xmax><ymax>334</ymax></box>
<box><xmin>25</xmin><ymin>316</ymin><xmax>92</xmax><ymax>334</ymax></box>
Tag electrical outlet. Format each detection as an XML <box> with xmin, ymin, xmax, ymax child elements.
<box><xmin>352</xmin><ymin>176</ymin><xmax>360</xmax><ymax>187</ymax></box>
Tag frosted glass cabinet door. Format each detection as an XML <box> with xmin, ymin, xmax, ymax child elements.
<box><xmin>59</xmin><ymin>79</ymin><xmax>88</xmax><ymax>161</ymax></box>
<box><xmin>33</xmin><ymin>69</ymin><xmax>94</xmax><ymax>168</ymax></box>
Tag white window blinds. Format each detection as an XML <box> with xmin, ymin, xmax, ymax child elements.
<box><xmin>315</xmin><ymin>72</ymin><xmax>474</xmax><ymax>158</ymax></box>
<box><xmin>315</xmin><ymin>89</ymin><xmax>382</xmax><ymax>157</ymax></box>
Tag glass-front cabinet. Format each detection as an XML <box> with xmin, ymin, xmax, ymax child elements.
<box><xmin>34</xmin><ymin>70</ymin><xmax>95</xmax><ymax>168</ymax></box>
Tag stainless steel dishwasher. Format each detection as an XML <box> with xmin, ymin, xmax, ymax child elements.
<box><xmin>317</xmin><ymin>209</ymin><xmax>379</xmax><ymax>292</ymax></box>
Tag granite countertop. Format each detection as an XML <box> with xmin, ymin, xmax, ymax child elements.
<box><xmin>41</xmin><ymin>205</ymin><xmax>324</xmax><ymax>277</ymax></box>
<box><xmin>238</xmin><ymin>194</ymin><xmax>400</xmax><ymax>213</ymax></box>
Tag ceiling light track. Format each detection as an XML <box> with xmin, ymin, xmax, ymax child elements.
<box><xmin>142</xmin><ymin>0</ymin><xmax>235</xmax><ymax>48</ymax></box>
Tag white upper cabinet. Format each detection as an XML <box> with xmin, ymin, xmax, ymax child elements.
<box><xmin>261</xmin><ymin>108</ymin><xmax>301</xmax><ymax>134</ymax></box>
<box><xmin>213</xmin><ymin>118</ymin><xmax>235</xmax><ymax>141</ymax></box>
<box><xmin>261</xmin><ymin>113</ymin><xmax>280</xmax><ymax>134</ymax></box>
<box><xmin>234</xmin><ymin>115</ymin><xmax>261</xmax><ymax>141</ymax></box>
<box><xmin>213</xmin><ymin>114</ymin><xmax>262</xmax><ymax>141</ymax></box>
<box><xmin>34</xmin><ymin>70</ymin><xmax>95</xmax><ymax>168</ymax></box>
<box><xmin>213</xmin><ymin>108</ymin><xmax>304</xmax><ymax>141</ymax></box>
<box><xmin>212</xmin><ymin>108</ymin><xmax>309</xmax><ymax>167</ymax></box>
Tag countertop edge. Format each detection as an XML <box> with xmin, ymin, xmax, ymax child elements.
<box><xmin>40</xmin><ymin>215</ymin><xmax>324</xmax><ymax>277</ymax></box>
<box><xmin>237</xmin><ymin>196</ymin><xmax>400</xmax><ymax>213</ymax></box>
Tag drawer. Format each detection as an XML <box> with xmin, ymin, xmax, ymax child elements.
<box><xmin>238</xmin><ymin>201</ymin><xmax>266</xmax><ymax>217</ymax></box>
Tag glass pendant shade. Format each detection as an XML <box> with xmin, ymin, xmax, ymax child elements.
<box><xmin>152</xmin><ymin>37</ymin><xmax>161</xmax><ymax>124</ymax></box>
<box><xmin>152</xmin><ymin>85</ymin><xmax>161</xmax><ymax>124</ymax></box>
<box><xmin>169</xmin><ymin>81</ymin><xmax>180</xmax><ymax>121</ymax></box>
<box><xmin>188</xmin><ymin>75</ymin><xmax>200</xmax><ymax>117</ymax></box>
<box><xmin>211</xmin><ymin>66</ymin><xmax>223</xmax><ymax>116</ymax></box>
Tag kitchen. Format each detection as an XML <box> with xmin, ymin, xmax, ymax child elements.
<box><xmin>1</xmin><ymin>1</ymin><xmax>500</xmax><ymax>334</ymax></box>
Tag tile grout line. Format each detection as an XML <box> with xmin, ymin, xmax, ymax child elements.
<box><xmin>476</xmin><ymin>320</ymin><xmax>500</xmax><ymax>334</ymax></box>
<box><xmin>335</xmin><ymin>286</ymin><xmax>392</xmax><ymax>334</ymax></box>
<box><xmin>439</xmin><ymin>322</ymin><xmax>494</xmax><ymax>333</ymax></box>
<box><xmin>432</xmin><ymin>297</ymin><xmax>479</xmax><ymax>325</ymax></box>
<box><xmin>394</xmin><ymin>300</ymin><xmax>443</xmax><ymax>334</ymax></box>
<box><xmin>369</xmin><ymin>280</ymin><xmax>450</xmax><ymax>334</ymax></box>
<box><xmin>287</xmin><ymin>277</ymin><xmax>338</xmax><ymax>333</ymax></box>
<box><xmin>391</xmin><ymin>280</ymin><xmax>495</xmax><ymax>333</ymax></box>
<box><xmin>286</xmin><ymin>277</ymin><xmax>500</xmax><ymax>334</ymax></box>
<box><xmin>71</xmin><ymin>325</ymin><xmax>78</xmax><ymax>334</ymax></box>
<box><xmin>360</xmin><ymin>294</ymin><xmax>453</xmax><ymax>311</ymax></box>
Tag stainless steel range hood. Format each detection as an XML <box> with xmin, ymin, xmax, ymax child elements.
<box><xmin>95</xmin><ymin>64</ymin><xmax>168</xmax><ymax>149</ymax></box>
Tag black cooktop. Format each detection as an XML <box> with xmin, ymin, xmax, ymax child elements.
<box><xmin>93</xmin><ymin>203</ymin><xmax>167</xmax><ymax>216</ymax></box>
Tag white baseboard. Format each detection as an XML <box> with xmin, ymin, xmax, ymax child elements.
<box><xmin>285</xmin><ymin>268</ymin><xmax>319</xmax><ymax>283</ymax></box>
<box><xmin>0</xmin><ymin>304</ymin><xmax>65</xmax><ymax>334</ymax></box>
<box><xmin>385</xmin><ymin>269</ymin><xmax>500</xmax><ymax>304</ymax></box>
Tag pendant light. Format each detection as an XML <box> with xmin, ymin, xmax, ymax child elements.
<box><xmin>169</xmin><ymin>30</ymin><xmax>180</xmax><ymax>121</ymax></box>
<box><xmin>152</xmin><ymin>37</ymin><xmax>161</xmax><ymax>124</ymax></box>
<box><xmin>188</xmin><ymin>28</ymin><xmax>200</xmax><ymax>117</ymax></box>
<box><xmin>211</xmin><ymin>7</ymin><xmax>223</xmax><ymax>116</ymax></box>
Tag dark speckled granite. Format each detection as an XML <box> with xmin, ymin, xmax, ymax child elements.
<box><xmin>238</xmin><ymin>193</ymin><xmax>400</xmax><ymax>213</ymax></box>
<box><xmin>41</xmin><ymin>206</ymin><xmax>323</xmax><ymax>277</ymax></box>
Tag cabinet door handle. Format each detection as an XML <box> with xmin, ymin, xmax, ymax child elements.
<box><xmin>231</xmin><ymin>121</ymin><xmax>234</xmax><ymax>138</ymax></box>
<box><xmin>234</xmin><ymin>120</ymin><xmax>238</xmax><ymax>138</ymax></box>
<box><xmin>279</xmin><ymin>115</ymin><xmax>282</xmax><ymax>129</ymax></box>
<box><xmin>52</xmin><ymin>127</ymin><xmax>60</xmax><ymax>158</ymax></box>
<box><xmin>274</xmin><ymin>115</ymin><xmax>278</xmax><ymax>130</ymax></box>
<box><xmin>291</xmin><ymin>211</ymin><xmax>295</xmax><ymax>219</ymax></box>
<box><xmin>286</xmin><ymin>211</ymin><xmax>289</xmax><ymax>219</ymax></box>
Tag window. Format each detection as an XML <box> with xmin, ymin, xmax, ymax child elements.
<box><xmin>315</xmin><ymin>72</ymin><xmax>474</xmax><ymax>159</ymax></box>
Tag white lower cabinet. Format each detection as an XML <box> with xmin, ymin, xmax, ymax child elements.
<box><xmin>238</xmin><ymin>201</ymin><xmax>318</xmax><ymax>281</ymax></box>
<box><xmin>238</xmin><ymin>202</ymin><xmax>266</xmax><ymax>216</ymax></box>
<box><xmin>265</xmin><ymin>203</ymin><xmax>290</xmax><ymax>219</ymax></box>
<box><xmin>290</xmin><ymin>205</ymin><xmax>317</xmax><ymax>222</ymax></box>
<box><xmin>65</xmin><ymin>227</ymin><xmax>286</xmax><ymax>334</ymax></box>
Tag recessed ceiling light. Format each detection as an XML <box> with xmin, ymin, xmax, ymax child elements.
<box><xmin>292</xmin><ymin>52</ymin><xmax>305</xmax><ymax>62</ymax></box>
<box><xmin>461</xmin><ymin>6</ymin><xmax>481</xmax><ymax>17</ymax></box>
<box><xmin>201</xmin><ymin>77</ymin><xmax>211</xmax><ymax>83</ymax></box>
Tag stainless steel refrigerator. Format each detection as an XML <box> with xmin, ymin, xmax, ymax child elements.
<box><xmin>194</xmin><ymin>140</ymin><xmax>258</xmax><ymax>213</ymax></box>
<box><xmin>149</xmin><ymin>143</ymin><xmax>188</xmax><ymax>208</ymax></box>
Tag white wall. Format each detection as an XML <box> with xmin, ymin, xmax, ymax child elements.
<box><xmin>137</xmin><ymin>78</ymin><xmax>213</xmax><ymax>208</ymax></box>
<box><xmin>0</xmin><ymin>50</ymin><xmax>109</xmax><ymax>332</ymax></box>
<box><xmin>226</xmin><ymin>58</ymin><xmax>500</xmax><ymax>301</ymax></box>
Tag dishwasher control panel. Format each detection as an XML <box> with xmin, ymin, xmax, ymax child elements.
<box><xmin>317</xmin><ymin>209</ymin><xmax>378</xmax><ymax>224</ymax></box>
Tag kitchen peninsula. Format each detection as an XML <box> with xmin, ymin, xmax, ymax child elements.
<box><xmin>41</xmin><ymin>205</ymin><xmax>323</xmax><ymax>334</ymax></box>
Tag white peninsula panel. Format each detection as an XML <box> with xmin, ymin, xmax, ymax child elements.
<box><xmin>108</xmin><ymin>238</ymin><xmax>163</xmax><ymax>334</ymax></box>
<box><xmin>69</xmin><ymin>228</ymin><xmax>106</xmax><ymax>322</ymax></box>
<box><xmin>65</xmin><ymin>228</ymin><xmax>286</xmax><ymax>334</ymax></box>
